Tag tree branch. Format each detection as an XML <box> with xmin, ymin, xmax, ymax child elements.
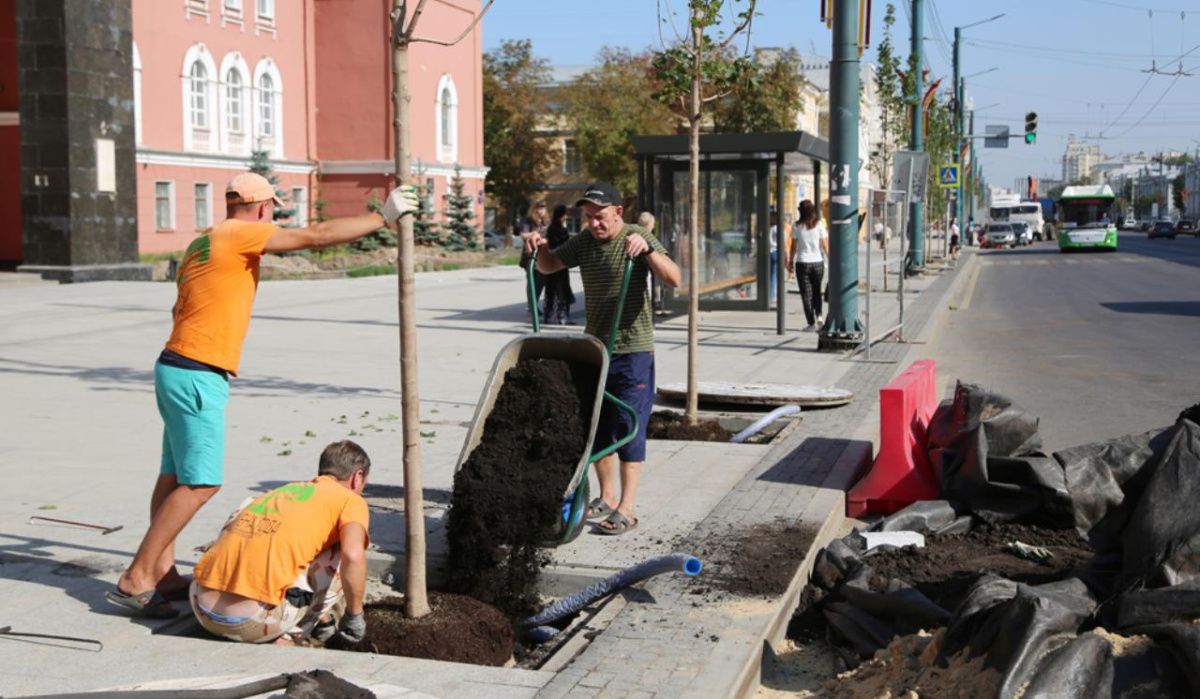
<box><xmin>409</xmin><ymin>0</ymin><xmax>496</xmax><ymax>46</ymax></box>
<box><xmin>715</xmin><ymin>0</ymin><xmax>756</xmax><ymax>50</ymax></box>
<box><xmin>660</xmin><ymin>0</ymin><xmax>686</xmax><ymax>46</ymax></box>
<box><xmin>401</xmin><ymin>0</ymin><xmax>430</xmax><ymax>41</ymax></box>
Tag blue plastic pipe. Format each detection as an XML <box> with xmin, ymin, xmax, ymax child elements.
<box><xmin>520</xmin><ymin>553</ymin><xmax>703</xmax><ymax>639</ymax></box>
<box><xmin>730</xmin><ymin>405</ymin><xmax>801</xmax><ymax>444</ymax></box>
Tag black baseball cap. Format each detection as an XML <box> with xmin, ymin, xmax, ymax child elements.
<box><xmin>576</xmin><ymin>182</ymin><xmax>621</xmax><ymax>207</ymax></box>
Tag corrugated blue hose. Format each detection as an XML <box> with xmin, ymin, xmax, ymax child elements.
<box><xmin>520</xmin><ymin>553</ymin><xmax>703</xmax><ymax>641</ymax></box>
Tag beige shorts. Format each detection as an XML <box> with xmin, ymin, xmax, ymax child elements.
<box><xmin>190</xmin><ymin>546</ymin><xmax>343</xmax><ymax>644</ymax></box>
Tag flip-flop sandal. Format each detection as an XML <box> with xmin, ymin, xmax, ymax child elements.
<box><xmin>105</xmin><ymin>588</ymin><xmax>180</xmax><ymax>619</ymax></box>
<box><xmin>586</xmin><ymin>498</ymin><xmax>616</xmax><ymax>520</ymax></box>
<box><xmin>595</xmin><ymin>511</ymin><xmax>638</xmax><ymax>536</ymax></box>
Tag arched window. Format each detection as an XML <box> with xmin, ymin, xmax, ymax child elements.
<box><xmin>182</xmin><ymin>44</ymin><xmax>218</xmax><ymax>152</ymax></box>
<box><xmin>257</xmin><ymin>73</ymin><xmax>274</xmax><ymax>138</ymax></box>
<box><xmin>252</xmin><ymin>58</ymin><xmax>283</xmax><ymax>157</ymax></box>
<box><xmin>434</xmin><ymin>74</ymin><xmax>458</xmax><ymax>163</ymax></box>
<box><xmin>440</xmin><ymin>86</ymin><xmax>453</xmax><ymax>147</ymax></box>
<box><xmin>225</xmin><ymin>68</ymin><xmax>243</xmax><ymax>133</ymax></box>
<box><xmin>189</xmin><ymin>62</ymin><xmax>208</xmax><ymax>129</ymax></box>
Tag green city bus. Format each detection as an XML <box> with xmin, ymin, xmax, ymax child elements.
<box><xmin>1057</xmin><ymin>184</ymin><xmax>1118</xmax><ymax>252</ymax></box>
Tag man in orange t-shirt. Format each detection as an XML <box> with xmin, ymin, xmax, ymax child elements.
<box><xmin>108</xmin><ymin>173</ymin><xmax>418</xmax><ymax>618</ymax></box>
<box><xmin>190</xmin><ymin>441</ymin><xmax>372</xmax><ymax>645</ymax></box>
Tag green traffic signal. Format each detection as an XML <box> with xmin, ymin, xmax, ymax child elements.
<box><xmin>1025</xmin><ymin>133</ymin><xmax>1036</xmax><ymax>144</ymax></box>
<box><xmin>1024</xmin><ymin>111</ymin><xmax>1038</xmax><ymax>145</ymax></box>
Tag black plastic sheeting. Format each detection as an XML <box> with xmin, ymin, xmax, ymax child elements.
<box><xmin>804</xmin><ymin>386</ymin><xmax>1200</xmax><ymax>698</ymax></box>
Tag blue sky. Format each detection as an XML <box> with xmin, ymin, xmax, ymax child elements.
<box><xmin>481</xmin><ymin>0</ymin><xmax>1200</xmax><ymax>190</ymax></box>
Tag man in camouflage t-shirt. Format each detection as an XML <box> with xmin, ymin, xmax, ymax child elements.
<box><xmin>523</xmin><ymin>182</ymin><xmax>681</xmax><ymax>535</ymax></box>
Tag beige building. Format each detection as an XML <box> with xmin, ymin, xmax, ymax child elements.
<box><xmin>1062</xmin><ymin>136</ymin><xmax>1102</xmax><ymax>183</ymax></box>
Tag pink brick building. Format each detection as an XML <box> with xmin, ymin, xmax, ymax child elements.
<box><xmin>0</xmin><ymin>0</ymin><xmax>485</xmax><ymax>262</ymax></box>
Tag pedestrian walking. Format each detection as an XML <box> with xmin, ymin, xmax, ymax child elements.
<box><xmin>520</xmin><ymin>202</ymin><xmax>550</xmax><ymax>315</ymax></box>
<box><xmin>541</xmin><ymin>204</ymin><xmax>576</xmax><ymax>325</ymax></box>
<box><xmin>107</xmin><ymin>173</ymin><xmax>418</xmax><ymax>618</ymax></box>
<box><xmin>787</xmin><ymin>199</ymin><xmax>829</xmax><ymax>332</ymax></box>
<box><xmin>522</xmin><ymin>182</ymin><xmax>681</xmax><ymax>536</ymax></box>
<box><xmin>949</xmin><ymin>217</ymin><xmax>961</xmax><ymax>260</ymax></box>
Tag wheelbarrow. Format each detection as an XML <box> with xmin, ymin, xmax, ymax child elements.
<box><xmin>454</xmin><ymin>248</ymin><xmax>639</xmax><ymax>545</ymax></box>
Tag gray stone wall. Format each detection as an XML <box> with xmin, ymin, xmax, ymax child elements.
<box><xmin>18</xmin><ymin>0</ymin><xmax>144</xmax><ymax>280</ymax></box>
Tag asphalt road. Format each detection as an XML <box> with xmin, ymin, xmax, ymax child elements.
<box><xmin>926</xmin><ymin>231</ymin><xmax>1200</xmax><ymax>452</ymax></box>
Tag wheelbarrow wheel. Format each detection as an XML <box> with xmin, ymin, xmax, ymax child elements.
<box><xmin>556</xmin><ymin>478</ymin><xmax>589</xmax><ymax>546</ymax></box>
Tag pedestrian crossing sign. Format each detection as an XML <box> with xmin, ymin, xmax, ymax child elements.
<box><xmin>938</xmin><ymin>165</ymin><xmax>959</xmax><ymax>188</ymax></box>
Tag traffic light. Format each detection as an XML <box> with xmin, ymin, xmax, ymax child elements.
<box><xmin>1024</xmin><ymin>112</ymin><xmax>1038</xmax><ymax>144</ymax></box>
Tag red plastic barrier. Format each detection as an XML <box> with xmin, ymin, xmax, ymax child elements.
<box><xmin>847</xmin><ymin>359</ymin><xmax>940</xmax><ymax>517</ymax></box>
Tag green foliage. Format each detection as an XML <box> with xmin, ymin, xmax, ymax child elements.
<box><xmin>1164</xmin><ymin>153</ymin><xmax>1195</xmax><ymax>167</ymax></box>
<box><xmin>923</xmin><ymin>99</ymin><xmax>957</xmax><ymax>220</ymax></box>
<box><xmin>711</xmin><ymin>48</ymin><xmax>805</xmax><ymax>133</ymax></box>
<box><xmin>347</xmin><ymin>264</ymin><xmax>397</xmax><ymax>278</ymax></box>
<box><xmin>650</xmin><ymin>37</ymin><xmax>755</xmax><ymax>119</ymax></box>
<box><xmin>249</xmin><ymin>149</ymin><xmax>296</xmax><ymax>222</ymax></box>
<box><xmin>483</xmin><ymin>40</ymin><xmax>556</xmax><ymax>233</ymax></box>
<box><xmin>1172</xmin><ymin>172</ymin><xmax>1187</xmax><ymax>215</ymax></box>
<box><xmin>354</xmin><ymin>191</ymin><xmax>397</xmax><ymax>251</ymax></box>
<box><xmin>412</xmin><ymin>164</ymin><xmax>442</xmax><ymax>246</ymax></box>
<box><xmin>566</xmin><ymin>48</ymin><xmax>677</xmax><ymax>197</ymax></box>
<box><xmin>443</xmin><ymin>164</ymin><xmax>479</xmax><ymax>251</ymax></box>
<box><xmin>871</xmin><ymin>4</ymin><xmax>910</xmax><ymax>185</ymax></box>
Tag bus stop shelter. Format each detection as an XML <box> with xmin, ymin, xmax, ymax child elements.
<box><xmin>631</xmin><ymin>131</ymin><xmax>829</xmax><ymax>335</ymax></box>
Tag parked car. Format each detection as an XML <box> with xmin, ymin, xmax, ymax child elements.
<box><xmin>483</xmin><ymin>229</ymin><xmax>518</xmax><ymax>251</ymax></box>
<box><xmin>983</xmin><ymin>223</ymin><xmax>1017</xmax><ymax>248</ymax></box>
<box><xmin>1140</xmin><ymin>220</ymin><xmax>1155</xmax><ymax>232</ymax></box>
<box><xmin>1014</xmin><ymin>221</ymin><xmax>1034</xmax><ymax>245</ymax></box>
<box><xmin>1176</xmin><ymin>219</ymin><xmax>1197</xmax><ymax>236</ymax></box>
<box><xmin>1148</xmin><ymin>220</ymin><xmax>1177</xmax><ymax>240</ymax></box>
<box><xmin>1122</xmin><ymin>216</ymin><xmax>1138</xmax><ymax>230</ymax></box>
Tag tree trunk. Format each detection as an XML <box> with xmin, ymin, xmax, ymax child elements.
<box><xmin>391</xmin><ymin>2</ymin><xmax>431</xmax><ymax>620</ymax></box>
<box><xmin>685</xmin><ymin>8</ymin><xmax>703</xmax><ymax>427</ymax></box>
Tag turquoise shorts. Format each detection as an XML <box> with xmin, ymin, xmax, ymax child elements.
<box><xmin>156</xmin><ymin>361</ymin><xmax>228</xmax><ymax>486</ymax></box>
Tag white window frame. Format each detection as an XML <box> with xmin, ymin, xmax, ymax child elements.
<box><xmin>224</xmin><ymin>0</ymin><xmax>242</xmax><ymax>11</ymax></box>
<box><xmin>218</xmin><ymin>52</ymin><xmax>251</xmax><ymax>155</ymax></box>
<box><xmin>155</xmin><ymin>181</ymin><xmax>176</xmax><ymax>231</ymax></box>
<box><xmin>562</xmin><ymin>139</ymin><xmax>582</xmax><ymax>175</ymax></box>
<box><xmin>194</xmin><ymin>182</ymin><xmax>213</xmax><ymax>230</ymax></box>
<box><xmin>434</xmin><ymin>74</ymin><xmax>458</xmax><ymax>163</ymax></box>
<box><xmin>181</xmin><ymin>44</ymin><xmax>218</xmax><ymax>152</ymax></box>
<box><xmin>188</xmin><ymin>62</ymin><xmax>208</xmax><ymax>129</ymax></box>
<box><xmin>291</xmin><ymin>186</ymin><xmax>307</xmax><ymax>227</ymax></box>
<box><xmin>256</xmin><ymin>0</ymin><xmax>274</xmax><ymax>21</ymax></box>
<box><xmin>132</xmin><ymin>42</ymin><xmax>142</xmax><ymax>145</ymax></box>
<box><xmin>252</xmin><ymin>58</ymin><xmax>284</xmax><ymax>158</ymax></box>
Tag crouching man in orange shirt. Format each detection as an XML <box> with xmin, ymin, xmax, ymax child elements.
<box><xmin>188</xmin><ymin>441</ymin><xmax>372</xmax><ymax>645</ymax></box>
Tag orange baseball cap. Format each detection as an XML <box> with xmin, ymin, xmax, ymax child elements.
<box><xmin>226</xmin><ymin>173</ymin><xmax>284</xmax><ymax>206</ymax></box>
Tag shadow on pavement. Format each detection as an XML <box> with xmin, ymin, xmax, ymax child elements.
<box><xmin>0</xmin><ymin>357</ymin><xmax>399</xmax><ymax>398</ymax></box>
<box><xmin>1101</xmin><ymin>301</ymin><xmax>1200</xmax><ymax>318</ymax></box>
<box><xmin>0</xmin><ymin>536</ymin><xmax>185</xmax><ymax>631</ymax></box>
<box><xmin>756</xmin><ymin>437</ymin><xmax>872</xmax><ymax>487</ymax></box>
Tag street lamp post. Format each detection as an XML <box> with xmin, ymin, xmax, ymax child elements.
<box><xmin>953</xmin><ymin>13</ymin><xmax>1003</xmax><ymax>245</ymax></box>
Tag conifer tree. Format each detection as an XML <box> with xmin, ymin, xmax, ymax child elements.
<box><xmin>249</xmin><ymin>148</ymin><xmax>296</xmax><ymax>222</ymax></box>
<box><xmin>442</xmin><ymin>165</ymin><xmax>478</xmax><ymax>251</ymax></box>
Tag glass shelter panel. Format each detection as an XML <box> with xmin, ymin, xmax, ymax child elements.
<box><xmin>667</xmin><ymin>168</ymin><xmax>762</xmax><ymax>307</ymax></box>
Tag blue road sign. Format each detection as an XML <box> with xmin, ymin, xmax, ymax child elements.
<box><xmin>938</xmin><ymin>165</ymin><xmax>959</xmax><ymax>189</ymax></box>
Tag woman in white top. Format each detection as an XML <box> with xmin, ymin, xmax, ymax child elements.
<box><xmin>786</xmin><ymin>199</ymin><xmax>829</xmax><ymax>331</ymax></box>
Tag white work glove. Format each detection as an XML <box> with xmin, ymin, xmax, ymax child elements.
<box><xmin>380</xmin><ymin>185</ymin><xmax>420</xmax><ymax>224</ymax></box>
<box><xmin>337</xmin><ymin>611</ymin><xmax>367</xmax><ymax>644</ymax></box>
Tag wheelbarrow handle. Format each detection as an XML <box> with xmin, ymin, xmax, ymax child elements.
<box><xmin>606</xmin><ymin>256</ymin><xmax>636</xmax><ymax>355</ymax></box>
<box><xmin>587</xmin><ymin>391</ymin><xmax>640</xmax><ymax>464</ymax></box>
<box><xmin>526</xmin><ymin>247</ymin><xmax>541</xmax><ymax>334</ymax></box>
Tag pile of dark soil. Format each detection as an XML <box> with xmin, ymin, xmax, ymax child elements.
<box><xmin>647</xmin><ymin>411</ymin><xmax>734</xmax><ymax>442</ymax></box>
<box><xmin>692</xmin><ymin>521</ymin><xmax>819</xmax><ymax>597</ymax></box>
<box><xmin>446</xmin><ymin>358</ymin><xmax>596</xmax><ymax>617</ymax></box>
<box><xmin>327</xmin><ymin>594</ymin><xmax>513</xmax><ymax>667</ymax></box>
<box><xmin>787</xmin><ymin>523</ymin><xmax>1092</xmax><ymax>643</ymax></box>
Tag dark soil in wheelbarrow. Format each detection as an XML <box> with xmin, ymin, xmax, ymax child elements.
<box><xmin>787</xmin><ymin>522</ymin><xmax>1093</xmax><ymax>643</ymax></box>
<box><xmin>326</xmin><ymin>593</ymin><xmax>514</xmax><ymax>666</ymax></box>
<box><xmin>647</xmin><ymin>411</ymin><xmax>734</xmax><ymax>442</ymax></box>
<box><xmin>446</xmin><ymin>358</ymin><xmax>597</xmax><ymax>618</ymax></box>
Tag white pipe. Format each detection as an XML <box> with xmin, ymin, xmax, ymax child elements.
<box><xmin>730</xmin><ymin>404</ymin><xmax>801</xmax><ymax>444</ymax></box>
